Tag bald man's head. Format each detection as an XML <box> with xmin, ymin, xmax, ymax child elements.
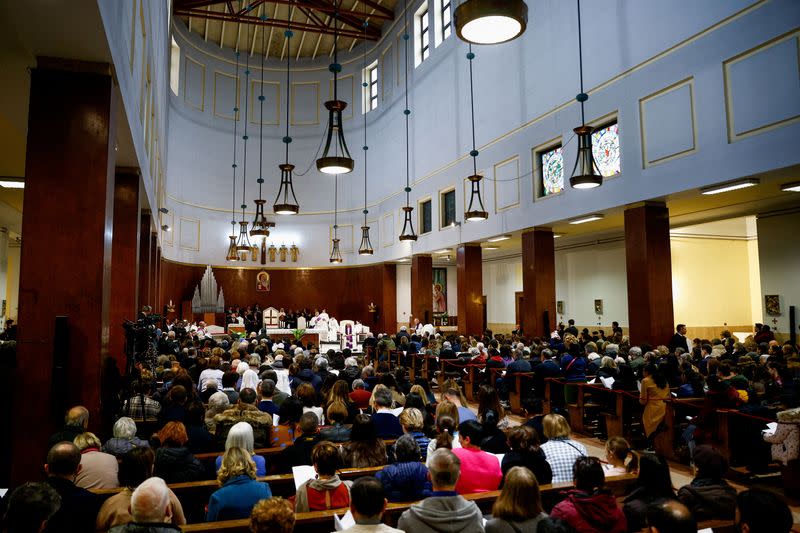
<box><xmin>65</xmin><ymin>406</ymin><xmax>89</xmax><ymax>429</ymax></box>
<box><xmin>647</xmin><ymin>500</ymin><xmax>696</xmax><ymax>533</ymax></box>
<box><xmin>45</xmin><ymin>442</ymin><xmax>81</xmax><ymax>478</ymax></box>
<box><xmin>130</xmin><ymin>477</ymin><xmax>172</xmax><ymax>523</ymax></box>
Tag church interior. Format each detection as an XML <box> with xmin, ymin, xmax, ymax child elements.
<box><xmin>0</xmin><ymin>0</ymin><xmax>799</xmax><ymax>531</ymax></box>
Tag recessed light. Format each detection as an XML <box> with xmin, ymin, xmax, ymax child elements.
<box><xmin>781</xmin><ymin>181</ymin><xmax>800</xmax><ymax>193</ymax></box>
<box><xmin>568</xmin><ymin>214</ymin><xmax>604</xmax><ymax>225</ymax></box>
<box><xmin>700</xmin><ymin>178</ymin><xmax>759</xmax><ymax>195</ymax></box>
<box><xmin>435</xmin><ymin>249</ymin><xmax>450</xmax><ymax>254</ymax></box>
<box><xmin>553</xmin><ymin>233</ymin><xmax>563</xmax><ymax>238</ymax></box>
<box><xmin>483</xmin><ymin>245</ymin><xmax>499</xmax><ymax>250</ymax></box>
<box><xmin>0</xmin><ymin>180</ymin><xmax>24</xmax><ymax>189</ymax></box>
<box><xmin>161</xmin><ymin>224</ymin><xmax>171</xmax><ymax>232</ymax></box>
<box><xmin>487</xmin><ymin>235</ymin><xmax>511</xmax><ymax>242</ymax></box>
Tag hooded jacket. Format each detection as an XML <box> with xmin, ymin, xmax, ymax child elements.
<box><xmin>294</xmin><ymin>475</ymin><xmax>352</xmax><ymax>512</ymax></box>
<box><xmin>397</xmin><ymin>493</ymin><xmax>484</xmax><ymax>533</ymax></box>
<box><xmin>764</xmin><ymin>406</ymin><xmax>800</xmax><ymax>465</ymax></box>
<box><xmin>550</xmin><ymin>489</ymin><xmax>627</xmax><ymax>533</ymax></box>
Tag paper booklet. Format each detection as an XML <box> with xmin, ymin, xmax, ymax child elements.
<box><xmin>599</xmin><ymin>376</ymin><xmax>615</xmax><ymax>389</ymax></box>
<box><xmin>334</xmin><ymin>510</ymin><xmax>356</xmax><ymax>531</ymax></box>
<box><xmin>763</xmin><ymin>422</ymin><xmax>778</xmax><ymax>437</ymax></box>
<box><xmin>292</xmin><ymin>465</ymin><xmax>316</xmax><ymax>491</ymax></box>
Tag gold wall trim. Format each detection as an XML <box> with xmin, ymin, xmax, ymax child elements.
<box><xmin>639</xmin><ymin>77</ymin><xmax>698</xmax><ymax>168</ymax></box>
<box><xmin>249</xmin><ymin>79</ymin><xmax>280</xmax><ymax>125</ymax></box>
<box><xmin>183</xmin><ymin>55</ymin><xmax>206</xmax><ymax>111</ymax></box>
<box><xmin>291</xmin><ymin>81</ymin><xmax>320</xmax><ymax>125</ymax></box>
<box><xmin>213</xmin><ymin>70</ymin><xmax>240</xmax><ymax>120</ymax></box>
<box><xmin>179</xmin><ymin>216</ymin><xmax>201</xmax><ymax>251</ymax></box>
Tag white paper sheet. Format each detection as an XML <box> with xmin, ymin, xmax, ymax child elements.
<box><xmin>334</xmin><ymin>510</ymin><xmax>356</xmax><ymax>531</ymax></box>
<box><xmin>599</xmin><ymin>376</ymin><xmax>615</xmax><ymax>389</ymax></box>
<box><xmin>273</xmin><ymin>414</ymin><xmax>280</xmax><ymax>427</ymax></box>
<box><xmin>763</xmin><ymin>421</ymin><xmax>778</xmax><ymax>437</ymax></box>
<box><xmin>389</xmin><ymin>407</ymin><xmax>404</xmax><ymax>417</ymax></box>
<box><xmin>0</xmin><ymin>488</ymin><xmax>7</xmax><ymax>499</ymax></box>
<box><xmin>292</xmin><ymin>465</ymin><xmax>316</xmax><ymax>491</ymax></box>
<box><xmin>493</xmin><ymin>454</ymin><xmax>504</xmax><ymax>465</ymax></box>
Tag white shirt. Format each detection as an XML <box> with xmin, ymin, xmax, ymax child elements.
<box><xmin>335</xmin><ymin>525</ymin><xmax>404</xmax><ymax>533</ymax></box>
<box><xmin>426</xmin><ymin>432</ymin><xmax>461</xmax><ymax>467</ymax></box>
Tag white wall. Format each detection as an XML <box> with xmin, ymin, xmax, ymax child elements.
<box><xmin>483</xmin><ymin>258</ymin><xmax>522</xmax><ymax>328</ymax></box>
<box><xmin>396</xmin><ymin>264</ymin><xmax>411</xmax><ymax>327</ymax></box>
<box><xmin>757</xmin><ymin>210</ymin><xmax>800</xmax><ymax>336</ymax></box>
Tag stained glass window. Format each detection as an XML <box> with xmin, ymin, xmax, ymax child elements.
<box><xmin>540</xmin><ymin>145</ymin><xmax>564</xmax><ymax>196</ymax></box>
<box><xmin>592</xmin><ymin>122</ymin><xmax>621</xmax><ymax>177</ymax></box>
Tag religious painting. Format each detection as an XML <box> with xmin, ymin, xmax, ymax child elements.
<box><xmin>556</xmin><ymin>300</ymin><xmax>564</xmax><ymax>315</ymax></box>
<box><xmin>765</xmin><ymin>295</ymin><xmax>781</xmax><ymax>316</ymax></box>
<box><xmin>268</xmin><ymin>244</ymin><xmax>277</xmax><ymax>262</ymax></box>
<box><xmin>433</xmin><ymin>268</ymin><xmax>447</xmax><ymax>315</ymax></box>
<box><xmin>594</xmin><ymin>299</ymin><xmax>603</xmax><ymax>315</ymax></box>
<box><xmin>256</xmin><ymin>271</ymin><xmax>270</xmax><ymax>292</ymax></box>
<box><xmin>279</xmin><ymin>245</ymin><xmax>288</xmax><ymax>262</ymax></box>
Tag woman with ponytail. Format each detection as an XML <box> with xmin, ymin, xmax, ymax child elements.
<box><xmin>425</xmin><ymin>400</ymin><xmax>461</xmax><ymax>467</ymax></box>
<box><xmin>603</xmin><ymin>436</ymin><xmax>638</xmax><ymax>477</ymax></box>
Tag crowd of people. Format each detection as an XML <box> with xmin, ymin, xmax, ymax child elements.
<box><xmin>1</xmin><ymin>316</ymin><xmax>797</xmax><ymax>533</ymax></box>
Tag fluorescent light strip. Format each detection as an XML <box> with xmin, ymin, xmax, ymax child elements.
<box><xmin>568</xmin><ymin>214</ymin><xmax>604</xmax><ymax>225</ymax></box>
<box><xmin>483</xmin><ymin>245</ymin><xmax>499</xmax><ymax>250</ymax></box>
<box><xmin>487</xmin><ymin>235</ymin><xmax>511</xmax><ymax>242</ymax></box>
<box><xmin>0</xmin><ymin>180</ymin><xmax>24</xmax><ymax>189</ymax></box>
<box><xmin>553</xmin><ymin>234</ymin><xmax>563</xmax><ymax>239</ymax></box>
<box><xmin>434</xmin><ymin>249</ymin><xmax>451</xmax><ymax>254</ymax></box>
<box><xmin>781</xmin><ymin>181</ymin><xmax>800</xmax><ymax>193</ymax></box>
<box><xmin>700</xmin><ymin>178</ymin><xmax>759</xmax><ymax>195</ymax></box>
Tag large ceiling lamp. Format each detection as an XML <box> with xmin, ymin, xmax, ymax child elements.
<box><xmin>398</xmin><ymin>0</ymin><xmax>417</xmax><ymax>242</ymax></box>
<box><xmin>273</xmin><ymin>27</ymin><xmax>300</xmax><ymax>215</ymax></box>
<box><xmin>317</xmin><ymin>0</ymin><xmax>354</xmax><ymax>175</ymax></box>
<box><xmin>463</xmin><ymin>45</ymin><xmax>488</xmax><ymax>222</ymax></box>
<box><xmin>569</xmin><ymin>0</ymin><xmax>602</xmax><ymax>190</ymax></box>
<box><xmin>225</xmin><ymin>50</ymin><xmax>242</xmax><ymax>262</ymax></box>
<box><xmin>455</xmin><ymin>0</ymin><xmax>528</xmax><ymax>45</ymax></box>
<box><xmin>330</xmin><ymin>175</ymin><xmax>344</xmax><ymax>263</ymax></box>
<box><xmin>235</xmin><ymin>41</ymin><xmax>253</xmax><ymax>256</ymax></box>
<box><xmin>251</xmin><ymin>19</ymin><xmax>275</xmax><ymax>237</ymax></box>
<box><xmin>358</xmin><ymin>21</ymin><xmax>374</xmax><ymax>256</ymax></box>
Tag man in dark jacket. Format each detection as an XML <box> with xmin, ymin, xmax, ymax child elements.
<box><xmin>44</xmin><ymin>442</ymin><xmax>102</xmax><ymax>533</ymax></box>
<box><xmin>280</xmin><ymin>412</ymin><xmax>322</xmax><ymax>472</ymax></box>
<box><xmin>371</xmin><ymin>388</ymin><xmax>403</xmax><ymax>438</ymax></box>
<box><xmin>47</xmin><ymin>406</ymin><xmax>89</xmax><ymax>449</ymax></box>
<box><xmin>4</xmin><ymin>482</ymin><xmax>62</xmax><ymax>533</ymax></box>
<box><xmin>669</xmin><ymin>324</ymin><xmax>691</xmax><ymax>354</ymax></box>
<box><xmin>677</xmin><ymin>445</ymin><xmax>737</xmax><ymax>521</ymax></box>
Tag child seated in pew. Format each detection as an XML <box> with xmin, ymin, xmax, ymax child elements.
<box><xmin>293</xmin><ymin>441</ymin><xmax>352</xmax><ymax>512</ymax></box>
<box><xmin>602</xmin><ymin>437</ymin><xmax>637</xmax><ymax>477</ymax></box>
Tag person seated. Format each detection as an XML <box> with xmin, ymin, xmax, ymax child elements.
<box><xmin>44</xmin><ymin>442</ymin><xmax>102</xmax><ymax>533</ymax></box>
<box><xmin>294</xmin><ymin>441</ymin><xmax>352</xmax><ymax>512</ymax></box>
<box><xmin>540</xmin><ymin>414</ymin><xmax>587</xmax><ymax>484</ymax></box>
<box><xmin>426</xmin><ymin>411</ymin><xmax>460</xmax><ymax>467</ymax></box>
<box><xmin>214</xmin><ymin>422</ymin><xmax>268</xmax><ymax>476</ymax></box>
<box><xmin>220</xmin><ymin>371</ymin><xmax>240</xmax><ymax>404</ymax></box>
<box><xmin>735</xmin><ymin>488</ymin><xmax>793</xmax><ymax>533</ymax></box>
<box><xmin>214</xmin><ymin>387</ymin><xmax>272</xmax><ymax>449</ymax></box>
<box><xmin>153</xmin><ymin>421</ymin><xmax>205</xmax><ymax>484</ymax></box>
<box><xmin>103</xmin><ymin>417</ymin><xmax>150</xmax><ymax>458</ymax></box>
<box><xmin>342</xmin><ymin>414</ymin><xmax>388</xmax><ymax>468</ymax></box>
<box><xmin>645</xmin><ymin>500</ymin><xmax>696</xmax><ymax>533</ymax></box>
<box><xmin>272</xmin><ymin>397</ymin><xmax>303</xmax><ymax>449</ymax></box>
<box><xmin>48</xmin><ymin>406</ymin><xmax>89</xmax><ymax>449</ymax></box>
<box><xmin>349</xmin><ymin>379</ymin><xmax>372</xmax><ymax>410</ymax></box>
<box><xmin>96</xmin><ymin>447</ymin><xmax>186</xmax><ymax>532</ymax></box>
<box><xmin>501</xmin><ymin>426</ymin><xmax>552</xmax><ymax>486</ymax></box>
<box><xmin>249</xmin><ymin>497</ymin><xmax>295</xmax><ymax>533</ymax></box>
<box><xmin>677</xmin><ymin>445</ymin><xmax>736</xmax><ymax>521</ymax></box>
<box><xmin>296</xmin><ymin>382</ymin><xmax>325</xmax><ymax>425</ymax></box>
<box><xmin>73</xmin><ymin>432</ymin><xmax>119</xmax><ymax>490</ymax></box>
<box><xmin>184</xmin><ymin>401</ymin><xmax>215</xmax><ymax>454</ymax></box>
<box><xmin>207</xmin><ymin>447</ymin><xmax>272</xmax><ymax>521</ymax></box>
<box><xmin>603</xmin><ymin>437</ymin><xmax>637</xmax><ymax>477</ymax></box>
<box><xmin>376</xmin><ymin>434</ymin><xmax>432</xmax><ymax>502</ymax></box>
<box><xmin>621</xmin><ymin>453</ymin><xmax>676</xmax><ymax>532</ymax></box>
<box><xmin>257</xmin><ymin>379</ymin><xmax>280</xmax><ymax>416</ymax></box>
<box><xmin>204</xmin><ymin>391</ymin><xmax>230</xmax><ymax>435</ymax></box>
<box><xmin>398</xmin><ymin>407</ymin><xmax>431</xmax><ymax>461</ymax></box>
<box><xmin>4</xmin><ymin>482</ymin><xmax>62</xmax><ymax>533</ymax></box>
<box><xmin>339</xmin><ymin>476</ymin><xmax>404</xmax><ymax>533</ymax></box>
<box><xmin>280</xmin><ymin>411</ymin><xmax>322</xmax><ymax>470</ymax></box>
<box><xmin>486</xmin><ymin>466</ymin><xmax>548</xmax><ymax>533</ymax></box>
<box><xmin>763</xmin><ymin>405</ymin><xmax>800</xmax><ymax>465</ymax></box>
<box><xmin>107</xmin><ymin>477</ymin><xmax>179</xmax><ymax>533</ymax></box>
<box><xmin>397</xmin><ymin>448</ymin><xmax>484</xmax><ymax>533</ymax></box>
<box><xmin>452</xmin><ymin>420</ymin><xmax>502</xmax><ymax>494</ymax></box>
<box><xmin>444</xmin><ymin>388</ymin><xmax>477</xmax><ymax>423</ymax></box>
<box><xmin>320</xmin><ymin>401</ymin><xmax>352</xmax><ymax>442</ymax></box>
<box><xmin>550</xmin><ymin>456</ymin><xmax>627</xmax><ymax>533</ymax></box>
<box><xmin>365</xmin><ymin>387</ymin><xmax>401</xmax><ymax>438</ymax></box>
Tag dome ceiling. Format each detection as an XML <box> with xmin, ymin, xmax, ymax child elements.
<box><xmin>173</xmin><ymin>0</ymin><xmax>398</xmax><ymax>60</ymax></box>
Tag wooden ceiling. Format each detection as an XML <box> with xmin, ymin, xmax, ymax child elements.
<box><xmin>174</xmin><ymin>0</ymin><xmax>399</xmax><ymax>61</ymax></box>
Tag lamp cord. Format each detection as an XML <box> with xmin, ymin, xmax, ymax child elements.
<box><xmin>285</xmin><ymin>24</ymin><xmax>291</xmax><ymax>164</ymax></box>
<box><xmin>241</xmin><ymin>26</ymin><xmax>250</xmax><ymax>221</ymax></box>
<box><xmin>231</xmin><ymin>50</ymin><xmax>240</xmax><ymax>230</ymax></box>
<box><xmin>403</xmin><ymin>0</ymin><xmax>410</xmax><ymax>206</ymax></box>
<box><xmin>258</xmin><ymin>25</ymin><xmax>265</xmax><ymax>199</ymax></box>
<box><xmin>363</xmin><ymin>20</ymin><xmax>369</xmax><ymax>227</ymax></box>
<box><xmin>468</xmin><ymin>43</ymin><xmax>477</xmax><ymax>176</ymax></box>
<box><xmin>577</xmin><ymin>0</ymin><xmax>585</xmax><ymax>126</ymax></box>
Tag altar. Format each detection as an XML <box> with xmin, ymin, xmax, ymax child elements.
<box><xmin>260</xmin><ymin>307</ymin><xmax>370</xmax><ymax>351</ymax></box>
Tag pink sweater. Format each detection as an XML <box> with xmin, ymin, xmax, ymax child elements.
<box><xmin>452</xmin><ymin>447</ymin><xmax>502</xmax><ymax>494</ymax></box>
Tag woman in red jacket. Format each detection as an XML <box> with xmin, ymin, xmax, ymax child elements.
<box><xmin>550</xmin><ymin>456</ymin><xmax>627</xmax><ymax>533</ymax></box>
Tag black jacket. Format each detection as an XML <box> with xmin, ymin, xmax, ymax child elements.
<box><xmin>45</xmin><ymin>476</ymin><xmax>102</xmax><ymax>533</ymax></box>
<box><xmin>501</xmin><ymin>449</ymin><xmax>553</xmax><ymax>486</ymax></box>
<box><xmin>154</xmin><ymin>446</ymin><xmax>206</xmax><ymax>483</ymax></box>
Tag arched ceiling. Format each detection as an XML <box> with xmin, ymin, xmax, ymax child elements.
<box><xmin>174</xmin><ymin>0</ymin><xmax>399</xmax><ymax>61</ymax></box>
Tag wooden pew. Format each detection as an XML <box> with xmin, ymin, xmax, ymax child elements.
<box><xmin>464</xmin><ymin>365</ymin><xmax>482</xmax><ymax>402</ymax></box>
<box><xmin>180</xmin><ymin>474</ymin><xmax>639</xmax><ymax>532</ymax></box>
<box><xmin>566</xmin><ymin>382</ymin><xmax>586</xmax><ymax>435</ymax></box>
<box><xmin>508</xmin><ymin>372</ymin><xmax>536</xmax><ymax>414</ymax></box>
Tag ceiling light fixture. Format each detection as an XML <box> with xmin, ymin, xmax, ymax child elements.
<box><xmin>569</xmin><ymin>0</ymin><xmax>602</xmax><ymax>190</ymax></box>
<box><xmin>317</xmin><ymin>0</ymin><xmax>354</xmax><ymax>175</ymax></box>
<box><xmin>251</xmin><ymin>21</ymin><xmax>276</xmax><ymax>237</ymax></box>
<box><xmin>781</xmin><ymin>181</ymin><xmax>800</xmax><ymax>192</ymax></box>
<box><xmin>455</xmin><ymin>0</ymin><xmax>528</xmax><ymax>45</ymax></box>
<box><xmin>0</xmin><ymin>180</ymin><xmax>24</xmax><ymax>189</ymax></box>
<box><xmin>463</xmin><ymin>44</ymin><xmax>488</xmax><ymax>222</ymax></box>
<box><xmin>274</xmin><ymin>27</ymin><xmax>300</xmax><ymax>216</ymax></box>
<box><xmin>483</xmin><ymin>245</ymin><xmax>499</xmax><ymax>250</ymax></box>
<box><xmin>487</xmin><ymin>234</ymin><xmax>511</xmax><ymax>242</ymax></box>
<box><xmin>235</xmin><ymin>36</ymin><xmax>253</xmax><ymax>255</ymax></box>
<box><xmin>568</xmin><ymin>213</ymin><xmax>604</xmax><ymax>225</ymax></box>
<box><xmin>225</xmin><ymin>51</ymin><xmax>242</xmax><ymax>262</ymax></box>
<box><xmin>700</xmin><ymin>178</ymin><xmax>759</xmax><ymax>195</ymax></box>
<box><xmin>399</xmin><ymin>0</ymin><xmax>417</xmax><ymax>242</ymax></box>
<box><xmin>161</xmin><ymin>224</ymin><xmax>171</xmax><ymax>232</ymax></box>
<box><xmin>435</xmin><ymin>249</ymin><xmax>451</xmax><ymax>254</ymax></box>
<box><xmin>330</xmin><ymin>174</ymin><xmax>343</xmax><ymax>264</ymax></box>
<box><xmin>358</xmin><ymin>20</ymin><xmax>374</xmax><ymax>256</ymax></box>
<box><xmin>158</xmin><ymin>207</ymin><xmax>169</xmax><ymax>214</ymax></box>
<box><xmin>553</xmin><ymin>233</ymin><xmax>563</xmax><ymax>238</ymax></box>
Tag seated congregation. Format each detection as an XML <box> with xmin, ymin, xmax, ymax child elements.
<box><xmin>2</xmin><ymin>319</ymin><xmax>798</xmax><ymax>533</ymax></box>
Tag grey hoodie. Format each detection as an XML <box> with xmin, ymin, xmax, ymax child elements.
<box><xmin>397</xmin><ymin>494</ymin><xmax>484</xmax><ymax>533</ymax></box>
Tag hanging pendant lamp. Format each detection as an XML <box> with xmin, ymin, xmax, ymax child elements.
<box><xmin>455</xmin><ymin>0</ymin><xmax>528</xmax><ymax>45</ymax></box>
<box><xmin>252</xmin><ymin>19</ymin><xmax>275</xmax><ymax>237</ymax></box>
<box><xmin>274</xmin><ymin>28</ymin><xmax>300</xmax><ymax>215</ymax></box>
<box><xmin>398</xmin><ymin>0</ymin><xmax>417</xmax><ymax>242</ymax></box>
<box><xmin>358</xmin><ymin>22</ymin><xmax>374</xmax><ymax>256</ymax></box>
<box><xmin>225</xmin><ymin>51</ymin><xmax>242</xmax><ymax>262</ymax></box>
<box><xmin>317</xmin><ymin>0</ymin><xmax>354</xmax><ymax>175</ymax></box>
<box><xmin>330</xmin><ymin>175</ymin><xmax>344</xmax><ymax>263</ymax></box>
<box><xmin>463</xmin><ymin>45</ymin><xmax>488</xmax><ymax>222</ymax></box>
<box><xmin>569</xmin><ymin>0</ymin><xmax>602</xmax><ymax>190</ymax></box>
<box><xmin>235</xmin><ymin>37</ymin><xmax>253</xmax><ymax>254</ymax></box>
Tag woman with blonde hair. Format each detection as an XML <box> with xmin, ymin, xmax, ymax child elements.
<box><xmin>74</xmin><ymin>432</ymin><xmax>119</xmax><ymax>489</ymax></box>
<box><xmin>409</xmin><ymin>384</ymin><xmax>430</xmax><ymax>406</ymax></box>
<box><xmin>207</xmin><ymin>446</ymin><xmax>272</xmax><ymax>521</ymax></box>
<box><xmin>249</xmin><ymin>497</ymin><xmax>295</xmax><ymax>533</ymax></box>
<box><xmin>486</xmin><ymin>466</ymin><xmax>547</xmax><ymax>533</ymax></box>
<box><xmin>539</xmin><ymin>414</ymin><xmax>587</xmax><ymax>484</ymax></box>
<box><xmin>603</xmin><ymin>436</ymin><xmax>638</xmax><ymax>477</ymax></box>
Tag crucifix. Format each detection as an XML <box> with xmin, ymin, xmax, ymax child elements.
<box><xmin>772</xmin><ymin>318</ymin><xmax>779</xmax><ymax>327</ymax></box>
